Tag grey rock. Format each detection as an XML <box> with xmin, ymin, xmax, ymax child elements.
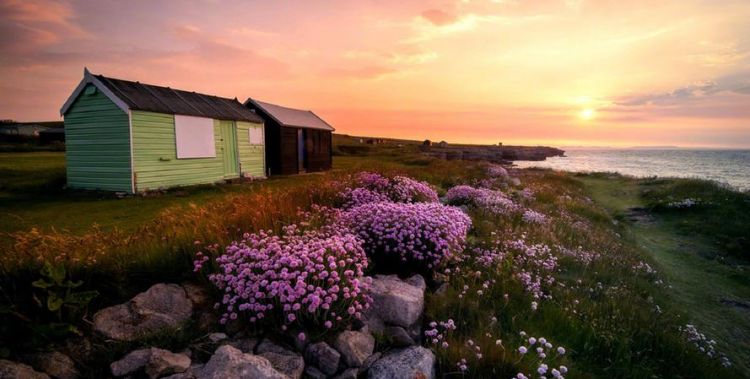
<box><xmin>145</xmin><ymin>348</ymin><xmax>190</xmax><ymax>379</ymax></box>
<box><xmin>367</xmin><ymin>346</ymin><xmax>435</xmax><ymax>379</ymax></box>
<box><xmin>208</xmin><ymin>333</ymin><xmax>228</xmax><ymax>343</ymax></box>
<box><xmin>366</xmin><ymin>275</ymin><xmax>425</xmax><ymax>329</ymax></box>
<box><xmin>334</xmin><ymin>330</ymin><xmax>375</xmax><ymax>367</ymax></box>
<box><xmin>303</xmin><ymin>365</ymin><xmax>326</xmax><ymax>379</ymax></box>
<box><xmin>94</xmin><ymin>283</ymin><xmax>193</xmax><ymax>341</ymax></box>
<box><xmin>27</xmin><ymin>352</ymin><xmax>78</xmax><ymax>379</ymax></box>
<box><xmin>360</xmin><ymin>312</ymin><xmax>385</xmax><ymax>334</ymax></box>
<box><xmin>358</xmin><ymin>352</ymin><xmax>381</xmax><ymax>375</ymax></box>
<box><xmin>111</xmin><ymin>348</ymin><xmax>190</xmax><ymax>379</ymax></box>
<box><xmin>333</xmin><ymin>368</ymin><xmax>359</xmax><ymax>379</ymax></box>
<box><xmin>304</xmin><ymin>342</ymin><xmax>340</xmax><ymax>376</ymax></box>
<box><xmin>256</xmin><ymin>339</ymin><xmax>294</xmax><ymax>355</ymax></box>
<box><xmin>403</xmin><ymin>275</ymin><xmax>426</xmax><ymax>292</ymax></box>
<box><xmin>111</xmin><ymin>348</ymin><xmax>151</xmax><ymax>377</ymax></box>
<box><xmin>196</xmin><ymin>345</ymin><xmax>287</xmax><ymax>379</ymax></box>
<box><xmin>0</xmin><ymin>359</ymin><xmax>50</xmax><ymax>379</ymax></box>
<box><xmin>259</xmin><ymin>352</ymin><xmax>304</xmax><ymax>379</ymax></box>
<box><xmin>181</xmin><ymin>283</ymin><xmax>212</xmax><ymax>309</ymax></box>
<box><xmin>226</xmin><ymin>337</ymin><xmax>258</xmax><ymax>354</ymax></box>
<box><xmin>384</xmin><ymin>326</ymin><xmax>415</xmax><ymax>347</ymax></box>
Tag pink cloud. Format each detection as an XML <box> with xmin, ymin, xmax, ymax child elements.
<box><xmin>421</xmin><ymin>9</ymin><xmax>458</xmax><ymax>26</ymax></box>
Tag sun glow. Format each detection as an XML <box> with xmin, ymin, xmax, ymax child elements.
<box><xmin>579</xmin><ymin>108</ymin><xmax>596</xmax><ymax>121</ymax></box>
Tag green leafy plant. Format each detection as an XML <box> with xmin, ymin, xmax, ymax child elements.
<box><xmin>31</xmin><ymin>261</ymin><xmax>98</xmax><ymax>337</ymax></box>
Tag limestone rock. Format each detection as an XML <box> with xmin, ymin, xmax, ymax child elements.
<box><xmin>358</xmin><ymin>352</ymin><xmax>381</xmax><ymax>375</ymax></box>
<box><xmin>94</xmin><ymin>283</ymin><xmax>193</xmax><ymax>341</ymax></box>
<box><xmin>367</xmin><ymin>346</ymin><xmax>435</xmax><ymax>379</ymax></box>
<box><xmin>366</xmin><ymin>275</ymin><xmax>425</xmax><ymax>329</ymax></box>
<box><xmin>145</xmin><ymin>348</ymin><xmax>191</xmax><ymax>379</ymax></box>
<box><xmin>226</xmin><ymin>337</ymin><xmax>258</xmax><ymax>354</ymax></box>
<box><xmin>304</xmin><ymin>342</ymin><xmax>340</xmax><ymax>376</ymax></box>
<box><xmin>0</xmin><ymin>360</ymin><xmax>50</xmax><ymax>379</ymax></box>
<box><xmin>256</xmin><ymin>339</ymin><xmax>294</xmax><ymax>355</ymax></box>
<box><xmin>111</xmin><ymin>348</ymin><xmax>151</xmax><ymax>377</ymax></box>
<box><xmin>385</xmin><ymin>326</ymin><xmax>415</xmax><ymax>347</ymax></box>
<box><xmin>259</xmin><ymin>352</ymin><xmax>304</xmax><ymax>379</ymax></box>
<box><xmin>181</xmin><ymin>283</ymin><xmax>212</xmax><ymax>309</ymax></box>
<box><xmin>334</xmin><ymin>330</ymin><xmax>375</xmax><ymax>367</ymax></box>
<box><xmin>111</xmin><ymin>347</ymin><xmax>190</xmax><ymax>378</ymax></box>
<box><xmin>196</xmin><ymin>345</ymin><xmax>287</xmax><ymax>379</ymax></box>
<box><xmin>208</xmin><ymin>333</ymin><xmax>228</xmax><ymax>343</ymax></box>
<box><xmin>27</xmin><ymin>352</ymin><xmax>78</xmax><ymax>379</ymax></box>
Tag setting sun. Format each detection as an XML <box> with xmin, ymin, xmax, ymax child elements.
<box><xmin>579</xmin><ymin>108</ymin><xmax>596</xmax><ymax>121</ymax></box>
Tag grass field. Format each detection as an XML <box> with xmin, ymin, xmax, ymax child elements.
<box><xmin>0</xmin><ymin>151</ymin><xmax>748</xmax><ymax>378</ymax></box>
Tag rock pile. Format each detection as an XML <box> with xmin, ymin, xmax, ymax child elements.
<box><xmin>3</xmin><ymin>275</ymin><xmax>437</xmax><ymax>379</ymax></box>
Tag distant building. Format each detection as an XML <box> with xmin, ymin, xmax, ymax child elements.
<box><xmin>60</xmin><ymin>68</ymin><xmax>266</xmax><ymax>193</ymax></box>
<box><xmin>437</xmin><ymin>141</ymin><xmax>448</xmax><ymax>147</ymax></box>
<box><xmin>245</xmin><ymin>98</ymin><xmax>333</xmax><ymax>175</ymax></box>
<box><xmin>0</xmin><ymin>123</ymin><xmax>50</xmax><ymax>136</ymax></box>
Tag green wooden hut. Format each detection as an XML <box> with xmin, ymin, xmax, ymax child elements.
<box><xmin>60</xmin><ymin>69</ymin><xmax>266</xmax><ymax>193</ymax></box>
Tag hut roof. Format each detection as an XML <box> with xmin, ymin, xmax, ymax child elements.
<box><xmin>245</xmin><ymin>98</ymin><xmax>334</xmax><ymax>131</ymax></box>
<box><xmin>61</xmin><ymin>69</ymin><xmax>263</xmax><ymax>123</ymax></box>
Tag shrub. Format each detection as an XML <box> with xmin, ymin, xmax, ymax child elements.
<box><xmin>443</xmin><ymin>185</ymin><xmax>519</xmax><ymax>215</ymax></box>
<box><xmin>341</xmin><ymin>172</ymin><xmax>439</xmax><ymax>207</ymax></box>
<box><xmin>340</xmin><ymin>202</ymin><xmax>471</xmax><ymax>275</ymax></box>
<box><xmin>200</xmin><ymin>225</ymin><xmax>371</xmax><ymax>333</ymax></box>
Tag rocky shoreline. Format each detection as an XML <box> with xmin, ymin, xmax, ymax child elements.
<box><xmin>0</xmin><ymin>275</ymin><xmax>434</xmax><ymax>379</ymax></box>
<box><xmin>420</xmin><ymin>144</ymin><xmax>564</xmax><ymax>164</ymax></box>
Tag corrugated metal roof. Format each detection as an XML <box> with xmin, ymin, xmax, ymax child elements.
<box><xmin>246</xmin><ymin>98</ymin><xmax>334</xmax><ymax>131</ymax></box>
<box><xmin>93</xmin><ymin>75</ymin><xmax>263</xmax><ymax>123</ymax></box>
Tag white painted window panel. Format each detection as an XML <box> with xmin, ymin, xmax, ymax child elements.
<box><xmin>174</xmin><ymin>115</ymin><xmax>216</xmax><ymax>158</ymax></box>
<box><xmin>248</xmin><ymin>126</ymin><xmax>264</xmax><ymax>145</ymax></box>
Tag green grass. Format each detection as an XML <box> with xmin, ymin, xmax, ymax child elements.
<box><xmin>1</xmin><ymin>151</ymin><xmax>747</xmax><ymax>378</ymax></box>
<box><xmin>579</xmin><ymin>174</ymin><xmax>750</xmax><ymax>374</ymax></box>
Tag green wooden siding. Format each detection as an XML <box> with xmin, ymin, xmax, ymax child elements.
<box><xmin>131</xmin><ymin>111</ymin><xmax>224</xmax><ymax>191</ymax></box>
<box><xmin>236</xmin><ymin>121</ymin><xmax>266</xmax><ymax>177</ymax></box>
<box><xmin>64</xmin><ymin>84</ymin><xmax>132</xmax><ymax>192</ymax></box>
<box><xmin>130</xmin><ymin>112</ymin><xmax>265</xmax><ymax>191</ymax></box>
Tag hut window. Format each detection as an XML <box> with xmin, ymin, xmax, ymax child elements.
<box><xmin>174</xmin><ymin>115</ymin><xmax>216</xmax><ymax>158</ymax></box>
<box><xmin>248</xmin><ymin>126</ymin><xmax>263</xmax><ymax>145</ymax></box>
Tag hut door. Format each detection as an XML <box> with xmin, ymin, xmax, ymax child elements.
<box><xmin>219</xmin><ymin>121</ymin><xmax>239</xmax><ymax>178</ymax></box>
<box><xmin>297</xmin><ymin>129</ymin><xmax>306</xmax><ymax>173</ymax></box>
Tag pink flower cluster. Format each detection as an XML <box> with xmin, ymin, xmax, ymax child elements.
<box><xmin>486</xmin><ymin>164</ymin><xmax>509</xmax><ymax>178</ymax></box>
<box><xmin>202</xmin><ymin>225</ymin><xmax>371</xmax><ymax>330</ymax></box>
<box><xmin>424</xmin><ymin>319</ymin><xmax>457</xmax><ymax>349</ymax></box>
<box><xmin>507</xmin><ymin>238</ymin><xmax>558</xmax><ymax>300</ymax></box>
<box><xmin>340</xmin><ymin>202</ymin><xmax>472</xmax><ymax>273</ymax></box>
<box><xmin>443</xmin><ymin>185</ymin><xmax>519</xmax><ymax>215</ymax></box>
<box><xmin>341</xmin><ymin>172</ymin><xmax>439</xmax><ymax>208</ymax></box>
<box><xmin>522</xmin><ymin>209</ymin><xmax>547</xmax><ymax>224</ymax></box>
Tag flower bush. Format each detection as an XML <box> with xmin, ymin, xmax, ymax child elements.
<box><xmin>340</xmin><ymin>202</ymin><xmax>472</xmax><ymax>274</ymax></box>
<box><xmin>443</xmin><ymin>185</ymin><xmax>519</xmax><ymax>215</ymax></box>
<box><xmin>199</xmin><ymin>225</ymin><xmax>371</xmax><ymax>332</ymax></box>
<box><xmin>340</xmin><ymin>172</ymin><xmax>439</xmax><ymax>207</ymax></box>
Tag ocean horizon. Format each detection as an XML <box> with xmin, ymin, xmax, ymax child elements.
<box><xmin>515</xmin><ymin>148</ymin><xmax>750</xmax><ymax>191</ymax></box>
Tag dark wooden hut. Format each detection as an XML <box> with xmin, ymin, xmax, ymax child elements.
<box><xmin>244</xmin><ymin>98</ymin><xmax>334</xmax><ymax>175</ymax></box>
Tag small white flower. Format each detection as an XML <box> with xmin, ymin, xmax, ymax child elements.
<box><xmin>519</xmin><ymin>346</ymin><xmax>528</xmax><ymax>354</ymax></box>
<box><xmin>557</xmin><ymin>347</ymin><xmax>566</xmax><ymax>355</ymax></box>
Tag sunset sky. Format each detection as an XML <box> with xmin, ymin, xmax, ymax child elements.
<box><xmin>1</xmin><ymin>0</ymin><xmax>749</xmax><ymax>147</ymax></box>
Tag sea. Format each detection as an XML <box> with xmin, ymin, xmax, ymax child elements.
<box><xmin>514</xmin><ymin>148</ymin><xmax>750</xmax><ymax>191</ymax></box>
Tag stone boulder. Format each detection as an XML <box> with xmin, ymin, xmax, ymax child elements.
<box><xmin>94</xmin><ymin>283</ymin><xmax>193</xmax><ymax>341</ymax></box>
<box><xmin>0</xmin><ymin>360</ymin><xmax>50</xmax><ymax>379</ymax></box>
<box><xmin>258</xmin><ymin>352</ymin><xmax>304</xmax><ymax>379</ymax></box>
<box><xmin>304</xmin><ymin>342</ymin><xmax>340</xmax><ymax>376</ymax></box>
<box><xmin>254</xmin><ymin>340</ymin><xmax>304</xmax><ymax>379</ymax></box>
<box><xmin>27</xmin><ymin>352</ymin><xmax>78</xmax><ymax>379</ymax></box>
<box><xmin>366</xmin><ymin>275</ymin><xmax>425</xmax><ymax>329</ymax></box>
<box><xmin>334</xmin><ymin>330</ymin><xmax>375</xmax><ymax>367</ymax></box>
<box><xmin>111</xmin><ymin>347</ymin><xmax>190</xmax><ymax>378</ymax></box>
<box><xmin>145</xmin><ymin>349</ymin><xmax>191</xmax><ymax>379</ymax></box>
<box><xmin>367</xmin><ymin>346</ymin><xmax>435</xmax><ymax>379</ymax></box>
<box><xmin>196</xmin><ymin>345</ymin><xmax>287</xmax><ymax>379</ymax></box>
<box><xmin>384</xmin><ymin>326</ymin><xmax>415</xmax><ymax>347</ymax></box>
